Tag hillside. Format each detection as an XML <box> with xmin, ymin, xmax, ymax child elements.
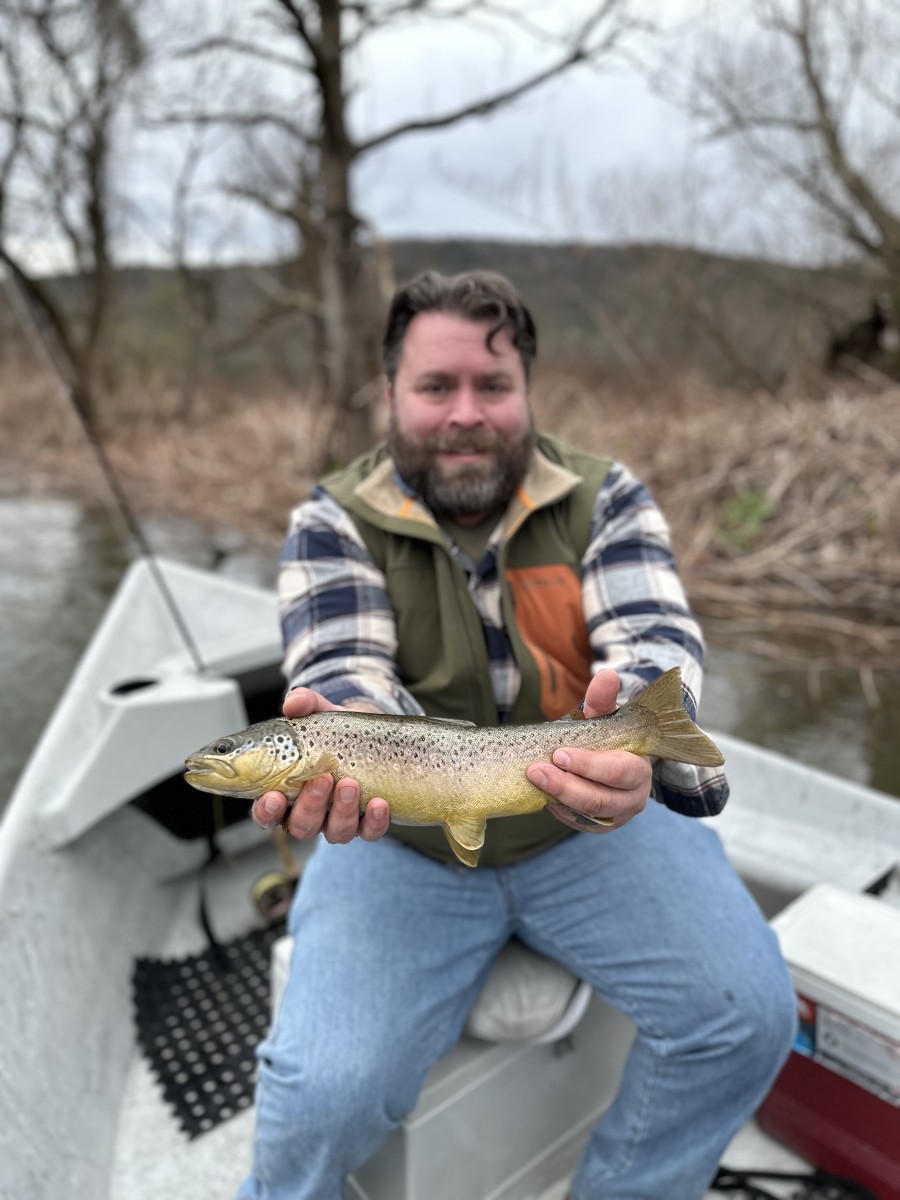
<box><xmin>0</xmin><ymin>239</ymin><xmax>878</xmax><ymax>394</ymax></box>
<box><xmin>391</xmin><ymin>241</ymin><xmax>875</xmax><ymax>390</ymax></box>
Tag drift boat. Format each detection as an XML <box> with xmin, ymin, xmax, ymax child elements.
<box><xmin>1</xmin><ymin>557</ymin><xmax>897</xmax><ymax>1200</ymax></box>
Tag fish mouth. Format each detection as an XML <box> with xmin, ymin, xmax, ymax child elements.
<box><xmin>184</xmin><ymin>757</ymin><xmax>237</xmax><ymax>781</ymax></box>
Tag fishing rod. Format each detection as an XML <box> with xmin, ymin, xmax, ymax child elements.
<box><xmin>0</xmin><ymin>245</ymin><xmax>207</xmax><ymax>674</ymax></box>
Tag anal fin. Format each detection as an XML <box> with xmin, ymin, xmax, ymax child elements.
<box><xmin>443</xmin><ymin>817</ymin><xmax>486</xmax><ymax>868</ymax></box>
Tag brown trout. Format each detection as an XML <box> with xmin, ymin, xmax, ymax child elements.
<box><xmin>184</xmin><ymin>666</ymin><xmax>724</xmax><ymax>867</ymax></box>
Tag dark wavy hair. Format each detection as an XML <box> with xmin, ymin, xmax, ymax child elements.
<box><xmin>382</xmin><ymin>270</ymin><xmax>537</xmax><ymax>385</ymax></box>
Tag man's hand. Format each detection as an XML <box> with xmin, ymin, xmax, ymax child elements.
<box><xmin>251</xmin><ymin>688</ymin><xmax>392</xmax><ymax>844</ymax></box>
<box><xmin>526</xmin><ymin>668</ymin><xmax>652</xmax><ymax>833</ymax></box>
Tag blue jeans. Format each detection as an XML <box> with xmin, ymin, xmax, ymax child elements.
<box><xmin>239</xmin><ymin>802</ymin><xmax>796</xmax><ymax>1199</ymax></box>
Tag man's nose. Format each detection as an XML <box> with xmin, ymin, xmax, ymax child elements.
<box><xmin>447</xmin><ymin>385</ymin><xmax>484</xmax><ymax>425</ymax></box>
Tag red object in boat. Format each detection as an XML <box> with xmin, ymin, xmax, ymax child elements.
<box><xmin>758</xmin><ymin>1037</ymin><xmax>900</xmax><ymax>1200</ymax></box>
<box><xmin>759</xmin><ymin>887</ymin><xmax>900</xmax><ymax>1200</ymax></box>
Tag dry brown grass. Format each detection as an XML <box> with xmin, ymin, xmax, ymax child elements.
<box><xmin>531</xmin><ymin>371</ymin><xmax>900</xmax><ymax>674</ymax></box>
<box><xmin>0</xmin><ymin>361</ymin><xmax>320</xmax><ymax>542</ymax></box>
<box><xmin>3</xmin><ymin>357</ymin><xmax>899</xmax><ymax>674</ymax></box>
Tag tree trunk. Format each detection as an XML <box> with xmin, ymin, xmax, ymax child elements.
<box><xmin>314</xmin><ymin>0</ymin><xmax>385</xmax><ymax>468</ymax></box>
<box><xmin>317</xmin><ymin>194</ymin><xmax>386</xmax><ymax>464</ymax></box>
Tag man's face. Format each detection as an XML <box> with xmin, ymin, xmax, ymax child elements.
<box><xmin>387</xmin><ymin>311</ymin><xmax>535</xmax><ymax>524</ymax></box>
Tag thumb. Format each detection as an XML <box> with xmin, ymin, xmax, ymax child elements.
<box><xmin>583</xmin><ymin>669</ymin><xmax>621</xmax><ymax>718</ymax></box>
<box><xmin>282</xmin><ymin>687</ymin><xmax>340</xmax><ymax>718</ymax></box>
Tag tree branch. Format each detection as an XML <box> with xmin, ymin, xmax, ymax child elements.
<box><xmin>225</xmin><ymin>180</ymin><xmax>319</xmax><ymax>240</ymax></box>
<box><xmin>772</xmin><ymin>0</ymin><xmax>900</xmax><ymax>250</ymax></box>
<box><xmin>174</xmin><ymin>35</ymin><xmax>312</xmax><ymax>76</ymax></box>
<box><xmin>358</xmin><ymin>52</ymin><xmax>580</xmax><ymax>154</ymax></box>
<box><xmin>356</xmin><ymin>0</ymin><xmax>631</xmax><ymax>155</ymax></box>
<box><xmin>148</xmin><ymin>108</ymin><xmax>313</xmax><ymax>144</ymax></box>
<box><xmin>271</xmin><ymin>0</ymin><xmax>322</xmax><ymax>66</ymax></box>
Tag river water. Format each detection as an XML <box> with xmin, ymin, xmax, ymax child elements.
<box><xmin>1</xmin><ymin>495</ymin><xmax>898</xmax><ymax>808</ymax></box>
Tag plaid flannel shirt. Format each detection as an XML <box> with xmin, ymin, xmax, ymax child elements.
<box><xmin>279</xmin><ymin>456</ymin><xmax>729</xmax><ymax>817</ymax></box>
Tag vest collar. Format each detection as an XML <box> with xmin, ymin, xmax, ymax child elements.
<box><xmin>351</xmin><ymin>440</ymin><xmax>583</xmax><ymax>543</ymax></box>
<box><xmin>503</xmin><ymin>448</ymin><xmax>582</xmax><ymax>540</ymax></box>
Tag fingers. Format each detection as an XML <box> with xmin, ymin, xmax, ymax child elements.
<box><xmin>359</xmin><ymin>797</ymin><xmax>391</xmax><ymax>842</ymax></box>
<box><xmin>527</xmin><ymin>748</ymin><xmax>651</xmax><ymax>832</ymax></box>
<box><xmin>284</xmin><ymin>773</ymin><xmax>348</xmax><ymax>841</ymax></box>
<box><xmin>553</xmin><ymin>746</ymin><xmax>649</xmax><ymax>791</ymax></box>
<box><xmin>252</xmin><ymin>790</ymin><xmax>289</xmax><ymax>830</ymax></box>
<box><xmin>251</xmin><ymin>775</ymin><xmax>391</xmax><ymax>846</ymax></box>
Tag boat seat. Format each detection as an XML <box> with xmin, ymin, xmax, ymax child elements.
<box><xmin>460</xmin><ymin>937</ymin><xmax>594</xmax><ymax>1044</ymax></box>
<box><xmin>270</xmin><ymin>933</ymin><xmax>593</xmax><ymax>1045</ymax></box>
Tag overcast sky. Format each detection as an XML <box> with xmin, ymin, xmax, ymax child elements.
<box><xmin>354</xmin><ymin>68</ymin><xmax>698</xmax><ymax>242</ymax></box>
<box><xmin>7</xmin><ymin>0</ymin><xmax>855</xmax><ymax>270</ymax></box>
<box><xmin>113</xmin><ymin>0</ymin><xmax>775</xmax><ymax>267</ymax></box>
<box><xmin>348</xmin><ymin>2</ymin><xmax>691</xmax><ymax>241</ymax></box>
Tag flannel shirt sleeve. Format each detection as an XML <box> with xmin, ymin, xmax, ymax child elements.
<box><xmin>278</xmin><ymin>489</ymin><xmax>425</xmax><ymax>716</ymax></box>
<box><xmin>581</xmin><ymin>461</ymin><xmax>729</xmax><ymax>817</ymax></box>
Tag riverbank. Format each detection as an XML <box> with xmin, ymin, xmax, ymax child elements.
<box><xmin>3</xmin><ymin>359</ymin><xmax>899</xmax><ymax>678</ymax></box>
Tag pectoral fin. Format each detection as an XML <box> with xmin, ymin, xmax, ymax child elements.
<box><xmin>443</xmin><ymin>817</ymin><xmax>487</xmax><ymax>868</ymax></box>
<box><xmin>283</xmin><ymin>752</ymin><xmax>340</xmax><ymax>795</ymax></box>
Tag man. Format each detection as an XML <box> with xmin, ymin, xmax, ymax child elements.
<box><xmin>239</xmin><ymin>271</ymin><xmax>796</xmax><ymax>1199</ymax></box>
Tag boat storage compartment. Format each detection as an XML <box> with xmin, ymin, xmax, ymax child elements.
<box><xmin>757</xmin><ymin>884</ymin><xmax>900</xmax><ymax>1199</ymax></box>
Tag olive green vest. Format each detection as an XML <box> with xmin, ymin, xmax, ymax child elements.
<box><xmin>322</xmin><ymin>434</ymin><xmax>611</xmax><ymax>866</ymax></box>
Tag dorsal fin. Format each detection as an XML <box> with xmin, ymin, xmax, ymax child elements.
<box><xmin>422</xmin><ymin>715</ymin><xmax>477</xmax><ymax>727</ymax></box>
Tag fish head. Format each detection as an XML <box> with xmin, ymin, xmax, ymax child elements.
<box><xmin>184</xmin><ymin>718</ymin><xmax>312</xmax><ymax>800</ymax></box>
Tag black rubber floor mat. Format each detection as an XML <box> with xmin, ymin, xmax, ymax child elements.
<box><xmin>711</xmin><ymin>1166</ymin><xmax>879</xmax><ymax>1199</ymax></box>
<box><xmin>133</xmin><ymin>922</ymin><xmax>284</xmax><ymax>1138</ymax></box>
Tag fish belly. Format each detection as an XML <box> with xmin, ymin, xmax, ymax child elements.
<box><xmin>355</xmin><ymin>764</ymin><xmax>548</xmax><ymax>826</ymax></box>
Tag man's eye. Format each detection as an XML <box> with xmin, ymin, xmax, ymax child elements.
<box><xmin>419</xmin><ymin>382</ymin><xmax>449</xmax><ymax>399</ymax></box>
<box><xmin>480</xmin><ymin>380</ymin><xmax>511</xmax><ymax>396</ymax></box>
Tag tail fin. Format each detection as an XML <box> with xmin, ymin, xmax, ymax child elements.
<box><xmin>631</xmin><ymin>668</ymin><xmax>725</xmax><ymax>767</ymax></box>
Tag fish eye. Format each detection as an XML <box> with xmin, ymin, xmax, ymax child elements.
<box><xmin>215</xmin><ymin>739</ymin><xmax>234</xmax><ymax>754</ymax></box>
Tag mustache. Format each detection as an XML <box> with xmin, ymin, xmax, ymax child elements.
<box><xmin>425</xmin><ymin>430</ymin><xmax>507</xmax><ymax>454</ymax></box>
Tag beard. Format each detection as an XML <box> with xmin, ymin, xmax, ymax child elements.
<box><xmin>388</xmin><ymin>416</ymin><xmax>536</xmax><ymax>520</ymax></box>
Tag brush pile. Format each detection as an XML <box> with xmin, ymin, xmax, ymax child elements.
<box><xmin>535</xmin><ymin>374</ymin><xmax>899</xmax><ymax>677</ymax></box>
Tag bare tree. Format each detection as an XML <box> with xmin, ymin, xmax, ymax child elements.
<box><xmin>660</xmin><ymin>0</ymin><xmax>900</xmax><ymax>373</ymax></box>
<box><xmin>0</xmin><ymin>0</ymin><xmax>147</xmax><ymax>416</ymax></box>
<box><xmin>167</xmin><ymin>126</ymin><xmax>228</xmax><ymax>418</ymax></box>
<box><xmin>162</xmin><ymin>0</ymin><xmax>644</xmax><ymax>464</ymax></box>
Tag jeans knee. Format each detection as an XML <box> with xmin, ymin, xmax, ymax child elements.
<box><xmin>247</xmin><ymin>1044</ymin><xmax>398</xmax><ymax>1194</ymax></box>
<box><xmin>723</xmin><ymin>959</ymin><xmax>797</xmax><ymax>1087</ymax></box>
<box><xmin>257</xmin><ymin>1043</ymin><xmax>392</xmax><ymax>1147</ymax></box>
<box><xmin>762</xmin><ymin>970</ymin><xmax>798</xmax><ymax>1070</ymax></box>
